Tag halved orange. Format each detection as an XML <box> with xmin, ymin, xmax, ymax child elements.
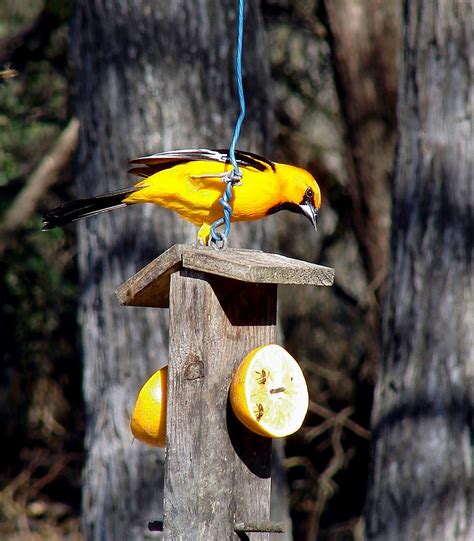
<box><xmin>130</xmin><ymin>366</ymin><xmax>167</xmax><ymax>448</ymax></box>
<box><xmin>229</xmin><ymin>344</ymin><xmax>309</xmax><ymax>438</ymax></box>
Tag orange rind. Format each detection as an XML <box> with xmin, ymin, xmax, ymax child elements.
<box><xmin>130</xmin><ymin>367</ymin><xmax>167</xmax><ymax>448</ymax></box>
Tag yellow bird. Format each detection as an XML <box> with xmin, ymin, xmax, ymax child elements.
<box><xmin>42</xmin><ymin>149</ymin><xmax>321</xmax><ymax>244</ymax></box>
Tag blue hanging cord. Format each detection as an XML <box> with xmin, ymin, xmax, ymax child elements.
<box><xmin>209</xmin><ymin>0</ymin><xmax>246</xmax><ymax>249</ymax></box>
<box><xmin>228</xmin><ymin>0</ymin><xmax>246</xmax><ymax>174</ymax></box>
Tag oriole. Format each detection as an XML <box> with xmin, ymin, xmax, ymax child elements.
<box><xmin>42</xmin><ymin>149</ymin><xmax>321</xmax><ymax>244</ymax></box>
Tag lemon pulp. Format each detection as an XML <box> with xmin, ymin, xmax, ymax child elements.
<box><xmin>230</xmin><ymin>345</ymin><xmax>309</xmax><ymax>438</ymax></box>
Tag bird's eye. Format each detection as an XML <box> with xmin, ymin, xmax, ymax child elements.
<box><xmin>305</xmin><ymin>187</ymin><xmax>314</xmax><ymax>199</ymax></box>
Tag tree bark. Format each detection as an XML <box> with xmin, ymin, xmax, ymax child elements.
<box><xmin>365</xmin><ymin>1</ymin><xmax>474</xmax><ymax>539</ymax></box>
<box><xmin>70</xmin><ymin>2</ymin><xmax>279</xmax><ymax>539</ymax></box>
<box><xmin>323</xmin><ymin>0</ymin><xmax>401</xmax><ymax>303</ymax></box>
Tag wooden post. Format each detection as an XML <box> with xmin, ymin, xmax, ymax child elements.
<box><xmin>116</xmin><ymin>245</ymin><xmax>334</xmax><ymax>540</ymax></box>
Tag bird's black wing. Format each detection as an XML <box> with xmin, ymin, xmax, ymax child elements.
<box><xmin>128</xmin><ymin>148</ymin><xmax>275</xmax><ymax>177</ymax></box>
<box><xmin>220</xmin><ymin>149</ymin><xmax>276</xmax><ymax>172</ymax></box>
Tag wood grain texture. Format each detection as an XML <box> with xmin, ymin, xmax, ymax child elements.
<box><xmin>116</xmin><ymin>244</ymin><xmax>335</xmax><ymax>307</ymax></box>
<box><xmin>365</xmin><ymin>1</ymin><xmax>474</xmax><ymax>539</ymax></box>
<box><xmin>164</xmin><ymin>269</ymin><xmax>277</xmax><ymax>540</ymax></box>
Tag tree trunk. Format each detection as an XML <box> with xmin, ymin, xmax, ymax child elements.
<box><xmin>70</xmin><ymin>2</ymin><xmax>280</xmax><ymax>539</ymax></box>
<box><xmin>365</xmin><ymin>1</ymin><xmax>474</xmax><ymax>539</ymax></box>
<box><xmin>323</xmin><ymin>0</ymin><xmax>401</xmax><ymax>304</ymax></box>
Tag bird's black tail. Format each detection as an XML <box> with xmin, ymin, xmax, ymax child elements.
<box><xmin>42</xmin><ymin>187</ymin><xmax>139</xmax><ymax>230</ymax></box>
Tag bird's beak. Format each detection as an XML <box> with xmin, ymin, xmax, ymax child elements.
<box><xmin>299</xmin><ymin>203</ymin><xmax>318</xmax><ymax>231</ymax></box>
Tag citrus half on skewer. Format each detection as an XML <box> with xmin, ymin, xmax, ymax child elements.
<box><xmin>130</xmin><ymin>366</ymin><xmax>167</xmax><ymax>448</ymax></box>
<box><xmin>229</xmin><ymin>344</ymin><xmax>309</xmax><ymax>438</ymax></box>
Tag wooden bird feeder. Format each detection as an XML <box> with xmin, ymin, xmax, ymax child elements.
<box><xmin>116</xmin><ymin>244</ymin><xmax>334</xmax><ymax>539</ymax></box>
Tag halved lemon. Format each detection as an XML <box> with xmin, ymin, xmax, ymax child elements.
<box><xmin>229</xmin><ymin>344</ymin><xmax>309</xmax><ymax>438</ymax></box>
<box><xmin>130</xmin><ymin>366</ymin><xmax>167</xmax><ymax>448</ymax></box>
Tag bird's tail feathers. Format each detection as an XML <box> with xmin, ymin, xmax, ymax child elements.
<box><xmin>42</xmin><ymin>187</ymin><xmax>139</xmax><ymax>230</ymax></box>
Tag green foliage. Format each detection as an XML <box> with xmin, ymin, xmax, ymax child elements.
<box><xmin>0</xmin><ymin>65</ymin><xmax>67</xmax><ymax>186</ymax></box>
<box><xmin>0</xmin><ymin>0</ymin><xmax>43</xmax><ymax>37</ymax></box>
<box><xmin>0</xmin><ymin>222</ymin><xmax>79</xmax><ymax>443</ymax></box>
<box><xmin>0</xmin><ymin>1</ymin><xmax>82</xmax><ymax>536</ymax></box>
<box><xmin>0</xmin><ymin>222</ymin><xmax>83</xmax><ymax>535</ymax></box>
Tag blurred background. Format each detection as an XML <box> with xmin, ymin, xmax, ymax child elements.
<box><xmin>0</xmin><ymin>0</ymin><xmax>401</xmax><ymax>539</ymax></box>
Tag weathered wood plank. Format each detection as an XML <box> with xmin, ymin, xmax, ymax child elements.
<box><xmin>115</xmin><ymin>244</ymin><xmax>183</xmax><ymax>308</ymax></box>
<box><xmin>116</xmin><ymin>244</ymin><xmax>335</xmax><ymax>308</ymax></box>
<box><xmin>181</xmin><ymin>248</ymin><xmax>335</xmax><ymax>285</ymax></box>
<box><xmin>164</xmin><ymin>269</ymin><xmax>276</xmax><ymax>540</ymax></box>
